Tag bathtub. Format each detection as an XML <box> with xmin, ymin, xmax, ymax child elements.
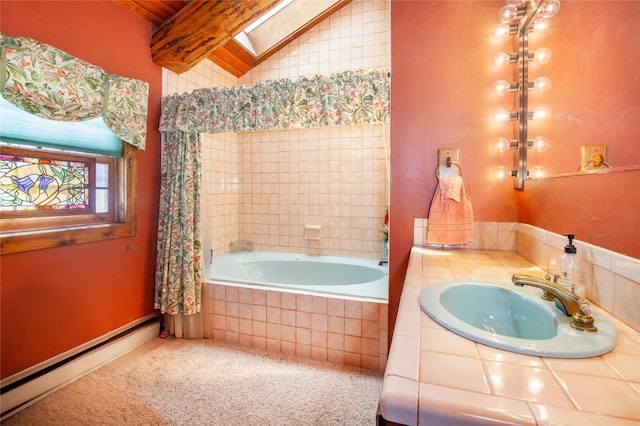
<box><xmin>208</xmin><ymin>251</ymin><xmax>388</xmax><ymax>301</ymax></box>
<box><xmin>205</xmin><ymin>251</ymin><xmax>389</xmax><ymax>370</ymax></box>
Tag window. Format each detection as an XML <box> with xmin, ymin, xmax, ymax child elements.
<box><xmin>0</xmin><ymin>100</ymin><xmax>136</xmax><ymax>254</ymax></box>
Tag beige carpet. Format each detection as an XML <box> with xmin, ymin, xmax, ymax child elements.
<box><xmin>4</xmin><ymin>338</ymin><xmax>383</xmax><ymax>425</ymax></box>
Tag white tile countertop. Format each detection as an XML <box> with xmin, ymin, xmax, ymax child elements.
<box><xmin>380</xmin><ymin>247</ymin><xmax>640</xmax><ymax>426</ymax></box>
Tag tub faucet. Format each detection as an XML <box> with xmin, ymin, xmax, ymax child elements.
<box><xmin>511</xmin><ymin>273</ymin><xmax>597</xmax><ymax>332</ymax></box>
<box><xmin>378</xmin><ymin>260</ymin><xmax>388</xmax><ymax>266</ymax></box>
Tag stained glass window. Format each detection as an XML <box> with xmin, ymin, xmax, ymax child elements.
<box><xmin>0</xmin><ymin>152</ymin><xmax>90</xmax><ymax>211</ymax></box>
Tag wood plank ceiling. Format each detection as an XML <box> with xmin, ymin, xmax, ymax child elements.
<box><xmin>113</xmin><ymin>0</ymin><xmax>351</xmax><ymax>77</ymax></box>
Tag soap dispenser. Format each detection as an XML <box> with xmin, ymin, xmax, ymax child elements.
<box><xmin>556</xmin><ymin>234</ymin><xmax>585</xmax><ymax>297</ymax></box>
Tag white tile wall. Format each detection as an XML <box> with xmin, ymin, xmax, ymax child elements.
<box><xmin>163</xmin><ymin>60</ymin><xmax>240</xmax><ymax>262</ymax></box>
<box><xmin>238</xmin><ymin>125</ymin><xmax>388</xmax><ymax>258</ymax></box>
<box><xmin>240</xmin><ymin>0</ymin><xmax>390</xmax><ymax>85</ymax></box>
<box><xmin>163</xmin><ymin>0</ymin><xmax>391</xmax><ymax>260</ymax></box>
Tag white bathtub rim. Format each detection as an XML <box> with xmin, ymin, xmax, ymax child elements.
<box><xmin>208</xmin><ymin>251</ymin><xmax>389</xmax><ymax>302</ymax></box>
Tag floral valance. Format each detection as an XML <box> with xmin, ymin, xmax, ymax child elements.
<box><xmin>159</xmin><ymin>68</ymin><xmax>390</xmax><ymax>134</ymax></box>
<box><xmin>0</xmin><ymin>34</ymin><xmax>149</xmax><ymax>150</ymax></box>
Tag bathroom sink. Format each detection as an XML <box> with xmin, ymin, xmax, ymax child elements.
<box><xmin>419</xmin><ymin>280</ymin><xmax>616</xmax><ymax>358</ymax></box>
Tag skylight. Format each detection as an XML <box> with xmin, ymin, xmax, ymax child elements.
<box><xmin>233</xmin><ymin>0</ymin><xmax>342</xmax><ymax>58</ymax></box>
<box><xmin>245</xmin><ymin>0</ymin><xmax>294</xmax><ymax>33</ymax></box>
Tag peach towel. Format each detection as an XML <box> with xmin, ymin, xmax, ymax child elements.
<box><xmin>426</xmin><ymin>176</ymin><xmax>474</xmax><ymax>245</ymax></box>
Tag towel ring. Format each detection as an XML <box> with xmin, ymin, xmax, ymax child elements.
<box><xmin>436</xmin><ymin>159</ymin><xmax>463</xmax><ymax>179</ymax></box>
<box><xmin>579</xmin><ymin>158</ymin><xmax>612</xmax><ymax>171</ymax></box>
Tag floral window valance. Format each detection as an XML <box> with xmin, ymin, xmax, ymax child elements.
<box><xmin>159</xmin><ymin>68</ymin><xmax>390</xmax><ymax>134</ymax></box>
<box><xmin>0</xmin><ymin>34</ymin><xmax>149</xmax><ymax>150</ymax></box>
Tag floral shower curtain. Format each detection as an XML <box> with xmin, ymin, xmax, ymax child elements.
<box><xmin>158</xmin><ymin>68</ymin><xmax>390</xmax><ymax>134</ymax></box>
<box><xmin>154</xmin><ymin>131</ymin><xmax>203</xmax><ymax>318</ymax></box>
<box><xmin>155</xmin><ymin>68</ymin><xmax>390</xmax><ymax>328</ymax></box>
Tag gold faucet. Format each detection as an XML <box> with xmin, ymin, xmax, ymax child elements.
<box><xmin>511</xmin><ymin>274</ymin><xmax>598</xmax><ymax>332</ymax></box>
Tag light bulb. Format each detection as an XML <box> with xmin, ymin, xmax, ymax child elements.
<box><xmin>529</xmin><ymin>165</ymin><xmax>547</xmax><ymax>178</ymax></box>
<box><xmin>539</xmin><ymin>0</ymin><xmax>560</xmax><ymax>19</ymax></box>
<box><xmin>495</xmin><ymin>52</ymin><xmax>510</xmax><ymax>65</ymax></box>
<box><xmin>495</xmin><ymin>51</ymin><xmax>516</xmax><ymax>66</ymax></box>
<box><xmin>495</xmin><ymin>23</ymin><xmax>512</xmax><ymax>37</ymax></box>
<box><xmin>496</xmin><ymin>138</ymin><xmax>511</xmax><ymax>153</ymax></box>
<box><xmin>533</xmin><ymin>47</ymin><xmax>551</xmax><ymax>64</ymax></box>
<box><xmin>532</xmin><ymin>136</ymin><xmax>549</xmax><ymax>152</ymax></box>
<box><xmin>530</xmin><ymin>107</ymin><xmax>550</xmax><ymax>120</ymax></box>
<box><xmin>495</xmin><ymin>166</ymin><xmax>511</xmax><ymax>180</ymax></box>
<box><xmin>494</xmin><ymin>109</ymin><xmax>516</xmax><ymax>123</ymax></box>
<box><xmin>494</xmin><ymin>80</ymin><xmax>516</xmax><ymax>94</ymax></box>
<box><xmin>498</xmin><ymin>5</ymin><xmax>519</xmax><ymax>23</ymax></box>
<box><xmin>532</xmin><ymin>76</ymin><xmax>551</xmax><ymax>93</ymax></box>
<box><xmin>532</xmin><ymin>18</ymin><xmax>550</xmax><ymax>32</ymax></box>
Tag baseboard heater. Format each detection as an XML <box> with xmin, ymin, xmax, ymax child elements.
<box><xmin>0</xmin><ymin>314</ymin><xmax>159</xmax><ymax>420</ymax></box>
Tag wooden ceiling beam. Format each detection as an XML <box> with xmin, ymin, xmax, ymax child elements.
<box><xmin>208</xmin><ymin>43</ymin><xmax>254</xmax><ymax>78</ymax></box>
<box><xmin>150</xmin><ymin>0</ymin><xmax>281</xmax><ymax>74</ymax></box>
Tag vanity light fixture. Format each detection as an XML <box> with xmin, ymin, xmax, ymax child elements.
<box><xmin>496</xmin><ymin>138</ymin><xmax>518</xmax><ymax>153</ymax></box>
<box><xmin>495</xmin><ymin>76</ymin><xmax>551</xmax><ymax>94</ymax></box>
<box><xmin>530</xmin><ymin>76</ymin><xmax>552</xmax><ymax>92</ymax></box>
<box><xmin>495</xmin><ymin>136</ymin><xmax>549</xmax><ymax>153</ymax></box>
<box><xmin>494</xmin><ymin>51</ymin><xmax>518</xmax><ymax>65</ymax></box>
<box><xmin>531</xmin><ymin>136</ymin><xmax>549</xmax><ymax>152</ymax></box>
<box><xmin>539</xmin><ymin>0</ymin><xmax>560</xmax><ymax>18</ymax></box>
<box><xmin>528</xmin><ymin>106</ymin><xmax>550</xmax><ymax>120</ymax></box>
<box><xmin>495</xmin><ymin>106</ymin><xmax>549</xmax><ymax>123</ymax></box>
<box><xmin>494</xmin><ymin>80</ymin><xmax>518</xmax><ymax>94</ymax></box>
<box><xmin>529</xmin><ymin>165</ymin><xmax>548</xmax><ymax>178</ymax></box>
<box><xmin>495</xmin><ymin>166</ymin><xmax>518</xmax><ymax>180</ymax></box>
<box><xmin>530</xmin><ymin>47</ymin><xmax>551</xmax><ymax>63</ymax></box>
<box><xmin>495</xmin><ymin>48</ymin><xmax>551</xmax><ymax>66</ymax></box>
<box><xmin>495</xmin><ymin>23</ymin><xmax>518</xmax><ymax>36</ymax></box>
<box><xmin>495</xmin><ymin>16</ymin><xmax>550</xmax><ymax>37</ymax></box>
<box><xmin>531</xmin><ymin>18</ymin><xmax>550</xmax><ymax>32</ymax></box>
<box><xmin>498</xmin><ymin>5</ymin><xmax>521</xmax><ymax>23</ymax></box>
<box><xmin>494</xmin><ymin>0</ymin><xmax>559</xmax><ymax>188</ymax></box>
<box><xmin>494</xmin><ymin>109</ymin><xmax>519</xmax><ymax>123</ymax></box>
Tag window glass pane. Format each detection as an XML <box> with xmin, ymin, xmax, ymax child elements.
<box><xmin>95</xmin><ymin>189</ymin><xmax>109</xmax><ymax>213</ymax></box>
<box><xmin>96</xmin><ymin>163</ymin><xmax>109</xmax><ymax>188</ymax></box>
<box><xmin>95</xmin><ymin>163</ymin><xmax>109</xmax><ymax>213</ymax></box>
<box><xmin>0</xmin><ymin>153</ymin><xmax>89</xmax><ymax>211</ymax></box>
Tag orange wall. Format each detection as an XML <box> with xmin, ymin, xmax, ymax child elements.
<box><xmin>519</xmin><ymin>169</ymin><xmax>640</xmax><ymax>259</ymax></box>
<box><xmin>518</xmin><ymin>1</ymin><xmax>640</xmax><ymax>259</ymax></box>
<box><xmin>390</xmin><ymin>1</ymin><xmax>520</xmax><ymax>335</ymax></box>
<box><xmin>529</xmin><ymin>2</ymin><xmax>640</xmax><ymax>176</ymax></box>
<box><xmin>0</xmin><ymin>1</ymin><xmax>162</xmax><ymax>379</ymax></box>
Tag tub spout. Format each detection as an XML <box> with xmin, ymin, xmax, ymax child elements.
<box><xmin>378</xmin><ymin>260</ymin><xmax>388</xmax><ymax>266</ymax></box>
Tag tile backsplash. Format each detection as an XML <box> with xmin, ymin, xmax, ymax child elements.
<box><xmin>414</xmin><ymin>219</ymin><xmax>640</xmax><ymax>332</ymax></box>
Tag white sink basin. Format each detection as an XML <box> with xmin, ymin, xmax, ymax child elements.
<box><xmin>419</xmin><ymin>280</ymin><xmax>617</xmax><ymax>358</ymax></box>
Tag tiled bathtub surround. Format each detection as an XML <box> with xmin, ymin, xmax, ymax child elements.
<box><xmin>414</xmin><ymin>219</ymin><xmax>640</xmax><ymax>332</ymax></box>
<box><xmin>239</xmin><ymin>0</ymin><xmax>390</xmax><ymax>84</ymax></box>
<box><xmin>237</xmin><ymin>125</ymin><xmax>388</xmax><ymax>259</ymax></box>
<box><xmin>163</xmin><ymin>0</ymin><xmax>391</xmax><ymax>261</ymax></box>
<box><xmin>203</xmin><ymin>283</ymin><xmax>389</xmax><ymax>371</ymax></box>
<box><xmin>381</xmin><ymin>247</ymin><xmax>640</xmax><ymax>425</ymax></box>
